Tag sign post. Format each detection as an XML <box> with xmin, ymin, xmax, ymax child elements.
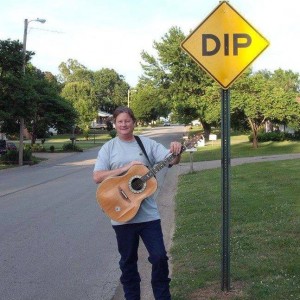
<box><xmin>181</xmin><ymin>1</ymin><xmax>269</xmax><ymax>291</ymax></box>
<box><xmin>221</xmin><ymin>88</ymin><xmax>231</xmax><ymax>290</ymax></box>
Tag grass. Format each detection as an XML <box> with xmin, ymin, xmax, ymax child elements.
<box><xmin>170</xmin><ymin>159</ymin><xmax>300</xmax><ymax>299</ymax></box>
<box><xmin>27</xmin><ymin>132</ymin><xmax>111</xmax><ymax>151</ymax></box>
<box><xmin>181</xmin><ymin>133</ymin><xmax>300</xmax><ymax>162</ymax></box>
<box><xmin>12</xmin><ymin>126</ymin><xmax>147</xmax><ymax>152</ymax></box>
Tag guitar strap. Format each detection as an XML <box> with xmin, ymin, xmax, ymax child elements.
<box><xmin>134</xmin><ymin>135</ymin><xmax>152</xmax><ymax>167</ymax></box>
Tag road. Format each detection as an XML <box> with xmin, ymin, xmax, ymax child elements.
<box><xmin>0</xmin><ymin>125</ymin><xmax>186</xmax><ymax>300</ymax></box>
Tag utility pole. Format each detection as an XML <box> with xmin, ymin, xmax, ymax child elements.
<box><xmin>19</xmin><ymin>18</ymin><xmax>46</xmax><ymax>166</ymax></box>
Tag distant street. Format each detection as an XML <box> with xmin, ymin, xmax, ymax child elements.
<box><xmin>0</xmin><ymin>125</ymin><xmax>185</xmax><ymax>300</ymax></box>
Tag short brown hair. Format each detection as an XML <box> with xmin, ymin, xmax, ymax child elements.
<box><xmin>113</xmin><ymin>106</ymin><xmax>136</xmax><ymax>123</ymax></box>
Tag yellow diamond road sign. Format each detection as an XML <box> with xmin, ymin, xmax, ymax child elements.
<box><xmin>181</xmin><ymin>1</ymin><xmax>270</xmax><ymax>89</ymax></box>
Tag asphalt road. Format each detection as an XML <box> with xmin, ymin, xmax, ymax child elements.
<box><xmin>0</xmin><ymin>125</ymin><xmax>186</xmax><ymax>300</ymax></box>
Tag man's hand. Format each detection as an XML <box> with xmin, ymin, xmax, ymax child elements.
<box><xmin>169</xmin><ymin>141</ymin><xmax>182</xmax><ymax>156</ymax></box>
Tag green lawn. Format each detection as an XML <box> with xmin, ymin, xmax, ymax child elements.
<box><xmin>26</xmin><ymin>132</ymin><xmax>111</xmax><ymax>151</ymax></box>
<box><xmin>181</xmin><ymin>134</ymin><xmax>300</xmax><ymax>162</ymax></box>
<box><xmin>13</xmin><ymin>127</ymin><xmax>146</xmax><ymax>152</ymax></box>
<box><xmin>170</xmin><ymin>159</ymin><xmax>300</xmax><ymax>300</ymax></box>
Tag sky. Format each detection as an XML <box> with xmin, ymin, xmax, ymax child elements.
<box><xmin>1</xmin><ymin>0</ymin><xmax>299</xmax><ymax>86</ymax></box>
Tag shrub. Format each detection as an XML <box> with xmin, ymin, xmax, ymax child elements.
<box><xmin>62</xmin><ymin>143</ymin><xmax>83</xmax><ymax>152</ymax></box>
<box><xmin>249</xmin><ymin>131</ymin><xmax>285</xmax><ymax>142</ymax></box>
<box><xmin>49</xmin><ymin>145</ymin><xmax>55</xmax><ymax>153</ymax></box>
<box><xmin>30</xmin><ymin>144</ymin><xmax>47</xmax><ymax>152</ymax></box>
<box><xmin>285</xmin><ymin>131</ymin><xmax>300</xmax><ymax>141</ymax></box>
<box><xmin>0</xmin><ymin>148</ymin><xmax>32</xmax><ymax>165</ymax></box>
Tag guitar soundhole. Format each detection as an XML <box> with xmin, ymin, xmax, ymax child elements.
<box><xmin>132</xmin><ymin>178</ymin><xmax>143</xmax><ymax>190</ymax></box>
<box><xmin>129</xmin><ymin>176</ymin><xmax>146</xmax><ymax>193</ymax></box>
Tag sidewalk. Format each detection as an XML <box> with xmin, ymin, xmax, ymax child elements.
<box><xmin>113</xmin><ymin>153</ymin><xmax>300</xmax><ymax>300</ymax></box>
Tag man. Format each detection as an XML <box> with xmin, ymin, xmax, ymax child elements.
<box><xmin>93</xmin><ymin>106</ymin><xmax>181</xmax><ymax>300</ymax></box>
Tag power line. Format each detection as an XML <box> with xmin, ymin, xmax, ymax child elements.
<box><xmin>30</xmin><ymin>27</ymin><xmax>65</xmax><ymax>34</ymax></box>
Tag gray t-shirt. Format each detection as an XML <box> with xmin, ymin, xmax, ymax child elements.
<box><xmin>94</xmin><ymin>136</ymin><xmax>170</xmax><ymax>225</ymax></box>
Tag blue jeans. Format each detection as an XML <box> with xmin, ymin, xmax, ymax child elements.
<box><xmin>113</xmin><ymin>220</ymin><xmax>171</xmax><ymax>300</ymax></box>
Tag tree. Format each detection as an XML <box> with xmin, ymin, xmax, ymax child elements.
<box><xmin>0</xmin><ymin>40</ymin><xmax>77</xmax><ymax>143</ymax></box>
<box><xmin>1</xmin><ymin>66</ymin><xmax>77</xmax><ymax>144</ymax></box>
<box><xmin>130</xmin><ymin>84</ymin><xmax>166</xmax><ymax>124</ymax></box>
<box><xmin>93</xmin><ymin>68</ymin><xmax>129</xmax><ymax>112</ymax></box>
<box><xmin>58</xmin><ymin>59</ymin><xmax>89</xmax><ymax>83</ymax></box>
<box><xmin>0</xmin><ymin>39</ymin><xmax>34</xmax><ymax>78</ymax></box>
<box><xmin>0</xmin><ymin>39</ymin><xmax>35</xmax><ymax>124</ymax></box>
<box><xmin>140</xmin><ymin>26</ymin><xmax>217</xmax><ymax>136</ymax></box>
<box><xmin>25</xmin><ymin>67</ymin><xmax>77</xmax><ymax>143</ymax></box>
<box><xmin>61</xmin><ymin>81</ymin><xmax>96</xmax><ymax>135</ymax></box>
<box><xmin>231</xmin><ymin>69</ymin><xmax>300</xmax><ymax>148</ymax></box>
<box><xmin>59</xmin><ymin>60</ymin><xmax>130</xmax><ymax>131</ymax></box>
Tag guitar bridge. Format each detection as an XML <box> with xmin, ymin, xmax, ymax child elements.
<box><xmin>118</xmin><ymin>187</ymin><xmax>131</xmax><ymax>202</ymax></box>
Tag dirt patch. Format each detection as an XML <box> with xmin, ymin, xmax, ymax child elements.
<box><xmin>189</xmin><ymin>281</ymin><xmax>246</xmax><ymax>300</ymax></box>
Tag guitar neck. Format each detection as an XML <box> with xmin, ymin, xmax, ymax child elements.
<box><xmin>141</xmin><ymin>145</ymin><xmax>186</xmax><ymax>182</ymax></box>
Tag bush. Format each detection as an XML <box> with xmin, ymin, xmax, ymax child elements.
<box><xmin>32</xmin><ymin>144</ymin><xmax>47</xmax><ymax>152</ymax></box>
<box><xmin>249</xmin><ymin>131</ymin><xmax>285</xmax><ymax>142</ymax></box>
<box><xmin>49</xmin><ymin>145</ymin><xmax>55</xmax><ymax>153</ymax></box>
<box><xmin>62</xmin><ymin>143</ymin><xmax>83</xmax><ymax>152</ymax></box>
<box><xmin>25</xmin><ymin>143</ymin><xmax>47</xmax><ymax>152</ymax></box>
<box><xmin>285</xmin><ymin>131</ymin><xmax>300</xmax><ymax>141</ymax></box>
<box><xmin>0</xmin><ymin>148</ymin><xmax>33</xmax><ymax>165</ymax></box>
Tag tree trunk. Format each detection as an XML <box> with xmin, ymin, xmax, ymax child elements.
<box><xmin>252</xmin><ymin>130</ymin><xmax>258</xmax><ymax>148</ymax></box>
<box><xmin>201</xmin><ymin>120</ymin><xmax>211</xmax><ymax>140</ymax></box>
<box><xmin>248</xmin><ymin>118</ymin><xmax>258</xmax><ymax>148</ymax></box>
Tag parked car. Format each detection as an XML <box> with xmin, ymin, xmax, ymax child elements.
<box><xmin>163</xmin><ymin>121</ymin><xmax>171</xmax><ymax>126</ymax></box>
<box><xmin>0</xmin><ymin>140</ymin><xmax>17</xmax><ymax>155</ymax></box>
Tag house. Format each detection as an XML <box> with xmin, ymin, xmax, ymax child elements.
<box><xmin>90</xmin><ymin>111</ymin><xmax>113</xmax><ymax>129</ymax></box>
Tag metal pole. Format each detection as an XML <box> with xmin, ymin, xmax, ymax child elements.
<box><xmin>19</xmin><ymin>19</ymin><xmax>28</xmax><ymax>166</ymax></box>
<box><xmin>19</xmin><ymin>18</ymin><xmax>45</xmax><ymax>166</ymax></box>
<box><xmin>221</xmin><ymin>88</ymin><xmax>231</xmax><ymax>291</ymax></box>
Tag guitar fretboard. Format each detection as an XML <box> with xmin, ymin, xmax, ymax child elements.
<box><xmin>140</xmin><ymin>145</ymin><xmax>187</xmax><ymax>182</ymax></box>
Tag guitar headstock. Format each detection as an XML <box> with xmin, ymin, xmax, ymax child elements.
<box><xmin>181</xmin><ymin>134</ymin><xmax>202</xmax><ymax>151</ymax></box>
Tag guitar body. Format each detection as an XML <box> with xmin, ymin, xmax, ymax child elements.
<box><xmin>96</xmin><ymin>164</ymin><xmax>158</xmax><ymax>222</ymax></box>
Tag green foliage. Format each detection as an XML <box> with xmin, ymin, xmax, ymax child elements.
<box><xmin>231</xmin><ymin>69</ymin><xmax>300</xmax><ymax>148</ymax></box>
<box><xmin>249</xmin><ymin>131</ymin><xmax>285</xmax><ymax>142</ymax></box>
<box><xmin>62</xmin><ymin>142</ymin><xmax>83</xmax><ymax>152</ymax></box>
<box><xmin>140</xmin><ymin>26</ymin><xmax>217</xmax><ymax>131</ymax></box>
<box><xmin>0</xmin><ymin>148</ymin><xmax>32</xmax><ymax>165</ymax></box>
<box><xmin>131</xmin><ymin>84</ymin><xmax>165</xmax><ymax>123</ymax></box>
<box><xmin>23</xmin><ymin>143</ymin><xmax>46</xmax><ymax>152</ymax></box>
<box><xmin>49</xmin><ymin>145</ymin><xmax>55</xmax><ymax>152</ymax></box>
<box><xmin>59</xmin><ymin>59</ymin><xmax>129</xmax><ymax>129</ymax></box>
<box><xmin>248</xmin><ymin>131</ymin><xmax>300</xmax><ymax>142</ymax></box>
<box><xmin>61</xmin><ymin>80</ymin><xmax>96</xmax><ymax>131</ymax></box>
<box><xmin>32</xmin><ymin>144</ymin><xmax>47</xmax><ymax>152</ymax></box>
<box><xmin>139</xmin><ymin>27</ymin><xmax>300</xmax><ymax>144</ymax></box>
<box><xmin>0</xmin><ymin>39</ymin><xmax>77</xmax><ymax>141</ymax></box>
<box><xmin>0</xmin><ymin>39</ymin><xmax>32</xmax><ymax>77</ymax></box>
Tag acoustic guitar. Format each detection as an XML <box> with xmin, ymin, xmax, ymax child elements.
<box><xmin>96</xmin><ymin>136</ymin><xmax>199</xmax><ymax>222</ymax></box>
